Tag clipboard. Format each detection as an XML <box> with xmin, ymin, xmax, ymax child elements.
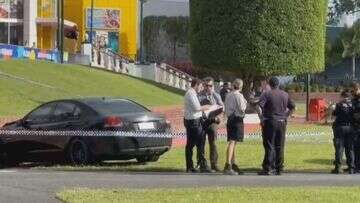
<box><xmin>204</xmin><ymin>105</ymin><xmax>223</xmax><ymax>118</ymax></box>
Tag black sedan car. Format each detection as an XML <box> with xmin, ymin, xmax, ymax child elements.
<box><xmin>0</xmin><ymin>98</ymin><xmax>172</xmax><ymax>166</ymax></box>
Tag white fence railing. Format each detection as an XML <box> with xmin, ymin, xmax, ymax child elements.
<box><xmin>90</xmin><ymin>49</ymin><xmax>194</xmax><ymax>91</ymax></box>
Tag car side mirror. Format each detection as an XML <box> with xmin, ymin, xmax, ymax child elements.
<box><xmin>21</xmin><ymin>119</ymin><xmax>30</xmax><ymax>127</ymax></box>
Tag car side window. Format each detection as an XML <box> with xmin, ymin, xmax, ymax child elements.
<box><xmin>26</xmin><ymin>103</ymin><xmax>56</xmax><ymax>124</ymax></box>
<box><xmin>53</xmin><ymin>102</ymin><xmax>82</xmax><ymax>121</ymax></box>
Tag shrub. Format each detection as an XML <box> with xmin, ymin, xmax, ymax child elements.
<box><xmin>335</xmin><ymin>86</ymin><xmax>343</xmax><ymax>93</ymax></box>
<box><xmin>190</xmin><ymin>0</ymin><xmax>328</xmax><ymax>77</ymax></box>
<box><xmin>311</xmin><ymin>84</ymin><xmax>319</xmax><ymax>92</ymax></box>
<box><xmin>326</xmin><ymin>86</ymin><xmax>335</xmax><ymax>92</ymax></box>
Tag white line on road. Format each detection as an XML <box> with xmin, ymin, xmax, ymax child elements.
<box><xmin>0</xmin><ymin>170</ymin><xmax>16</xmax><ymax>173</ymax></box>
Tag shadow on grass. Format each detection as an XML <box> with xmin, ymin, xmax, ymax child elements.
<box><xmin>304</xmin><ymin>159</ymin><xmax>333</xmax><ymax>166</ymax></box>
<box><xmin>25</xmin><ymin>161</ymin><xmax>184</xmax><ymax>173</ymax></box>
<box><xmin>134</xmin><ymin>77</ymin><xmax>186</xmax><ymax>97</ymax></box>
<box><xmin>88</xmin><ymin>66</ymin><xmax>185</xmax><ymax>97</ymax></box>
<box><xmin>26</xmin><ymin>163</ymin><xmax>335</xmax><ymax>174</ymax></box>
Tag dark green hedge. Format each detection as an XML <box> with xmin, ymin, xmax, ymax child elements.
<box><xmin>190</xmin><ymin>0</ymin><xmax>328</xmax><ymax>77</ymax></box>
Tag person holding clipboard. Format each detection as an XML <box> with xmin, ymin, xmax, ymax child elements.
<box><xmin>184</xmin><ymin>79</ymin><xmax>213</xmax><ymax>173</ymax></box>
<box><xmin>198</xmin><ymin>77</ymin><xmax>224</xmax><ymax>172</ymax></box>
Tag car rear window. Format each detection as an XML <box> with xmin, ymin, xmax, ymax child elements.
<box><xmin>85</xmin><ymin>99</ymin><xmax>149</xmax><ymax>115</ymax></box>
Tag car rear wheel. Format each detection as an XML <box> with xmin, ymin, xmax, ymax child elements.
<box><xmin>136</xmin><ymin>155</ymin><xmax>160</xmax><ymax>163</ymax></box>
<box><xmin>66</xmin><ymin>138</ymin><xmax>93</xmax><ymax>165</ymax></box>
<box><xmin>3</xmin><ymin>152</ymin><xmax>23</xmax><ymax>167</ymax></box>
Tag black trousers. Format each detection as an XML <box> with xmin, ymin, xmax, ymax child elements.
<box><xmin>262</xmin><ymin>119</ymin><xmax>286</xmax><ymax>172</ymax></box>
<box><xmin>354</xmin><ymin>130</ymin><xmax>360</xmax><ymax>170</ymax></box>
<box><xmin>184</xmin><ymin>118</ymin><xmax>206</xmax><ymax>170</ymax></box>
<box><xmin>333</xmin><ymin>125</ymin><xmax>355</xmax><ymax>169</ymax></box>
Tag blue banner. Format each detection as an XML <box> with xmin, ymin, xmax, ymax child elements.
<box><xmin>0</xmin><ymin>44</ymin><xmax>65</xmax><ymax>63</ymax></box>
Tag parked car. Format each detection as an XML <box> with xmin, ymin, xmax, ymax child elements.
<box><xmin>0</xmin><ymin>98</ymin><xmax>172</xmax><ymax>166</ymax></box>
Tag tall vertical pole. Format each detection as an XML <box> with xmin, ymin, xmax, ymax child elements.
<box><xmin>139</xmin><ymin>0</ymin><xmax>145</xmax><ymax>63</ymax></box>
<box><xmin>57</xmin><ymin>0</ymin><xmax>60</xmax><ymax>51</ymax></box>
<box><xmin>353</xmin><ymin>55</ymin><xmax>356</xmax><ymax>81</ymax></box>
<box><xmin>90</xmin><ymin>0</ymin><xmax>94</xmax><ymax>67</ymax></box>
<box><xmin>60</xmin><ymin>0</ymin><xmax>64</xmax><ymax>64</ymax></box>
<box><xmin>306</xmin><ymin>73</ymin><xmax>310</xmax><ymax>121</ymax></box>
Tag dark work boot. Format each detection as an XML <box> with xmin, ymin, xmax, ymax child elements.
<box><xmin>186</xmin><ymin>168</ymin><xmax>199</xmax><ymax>173</ymax></box>
<box><xmin>223</xmin><ymin>163</ymin><xmax>238</xmax><ymax>175</ymax></box>
<box><xmin>232</xmin><ymin>164</ymin><xmax>244</xmax><ymax>175</ymax></box>
<box><xmin>200</xmin><ymin>161</ymin><xmax>214</xmax><ymax>173</ymax></box>
<box><xmin>258</xmin><ymin>169</ymin><xmax>276</xmax><ymax>176</ymax></box>
<box><xmin>211</xmin><ymin>164</ymin><xmax>221</xmax><ymax>172</ymax></box>
<box><xmin>331</xmin><ymin>166</ymin><xmax>341</xmax><ymax>174</ymax></box>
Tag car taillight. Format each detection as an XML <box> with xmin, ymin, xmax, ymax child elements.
<box><xmin>104</xmin><ymin>116</ymin><xmax>124</xmax><ymax>128</ymax></box>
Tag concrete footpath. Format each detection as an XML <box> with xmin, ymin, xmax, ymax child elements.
<box><xmin>1</xmin><ymin>169</ymin><xmax>360</xmax><ymax>203</ymax></box>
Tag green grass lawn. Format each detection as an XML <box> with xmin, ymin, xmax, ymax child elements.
<box><xmin>41</xmin><ymin>140</ymin><xmax>334</xmax><ymax>173</ymax></box>
<box><xmin>57</xmin><ymin>187</ymin><xmax>360</xmax><ymax>203</ymax></box>
<box><xmin>38</xmin><ymin>123</ymin><xmax>335</xmax><ymax>173</ymax></box>
<box><xmin>295</xmin><ymin>102</ymin><xmax>306</xmax><ymax>116</ymax></box>
<box><xmin>0</xmin><ymin>60</ymin><xmax>183</xmax><ymax>116</ymax></box>
<box><xmin>54</xmin><ymin>123</ymin><xmax>341</xmax><ymax>203</ymax></box>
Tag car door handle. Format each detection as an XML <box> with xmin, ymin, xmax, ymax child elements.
<box><xmin>64</xmin><ymin>123</ymin><xmax>74</xmax><ymax>128</ymax></box>
<box><xmin>4</xmin><ymin>137</ymin><xmax>12</xmax><ymax>141</ymax></box>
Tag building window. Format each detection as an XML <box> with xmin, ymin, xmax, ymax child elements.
<box><xmin>10</xmin><ymin>0</ymin><xmax>23</xmax><ymax>19</ymax></box>
<box><xmin>0</xmin><ymin>23</ymin><xmax>9</xmax><ymax>44</ymax></box>
<box><xmin>10</xmin><ymin>23</ymin><xmax>23</xmax><ymax>45</ymax></box>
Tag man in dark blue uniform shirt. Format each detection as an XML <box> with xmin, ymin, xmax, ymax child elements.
<box><xmin>257</xmin><ymin>77</ymin><xmax>295</xmax><ymax>175</ymax></box>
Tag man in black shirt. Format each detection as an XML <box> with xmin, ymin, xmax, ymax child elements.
<box><xmin>257</xmin><ymin>77</ymin><xmax>295</xmax><ymax>175</ymax></box>
<box><xmin>352</xmin><ymin>83</ymin><xmax>360</xmax><ymax>172</ymax></box>
<box><xmin>332</xmin><ymin>89</ymin><xmax>355</xmax><ymax>174</ymax></box>
<box><xmin>220</xmin><ymin>82</ymin><xmax>231</xmax><ymax>103</ymax></box>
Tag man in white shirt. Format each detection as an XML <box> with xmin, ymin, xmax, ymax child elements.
<box><xmin>223</xmin><ymin>79</ymin><xmax>247</xmax><ymax>175</ymax></box>
<box><xmin>184</xmin><ymin>78</ymin><xmax>211</xmax><ymax>173</ymax></box>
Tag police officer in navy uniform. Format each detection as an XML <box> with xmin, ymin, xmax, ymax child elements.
<box><xmin>198</xmin><ymin>77</ymin><xmax>224</xmax><ymax>172</ymax></box>
<box><xmin>351</xmin><ymin>83</ymin><xmax>360</xmax><ymax>173</ymax></box>
<box><xmin>258</xmin><ymin>77</ymin><xmax>295</xmax><ymax>175</ymax></box>
<box><xmin>332</xmin><ymin>89</ymin><xmax>355</xmax><ymax>174</ymax></box>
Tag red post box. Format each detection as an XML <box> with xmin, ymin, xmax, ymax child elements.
<box><xmin>309</xmin><ymin>98</ymin><xmax>327</xmax><ymax>122</ymax></box>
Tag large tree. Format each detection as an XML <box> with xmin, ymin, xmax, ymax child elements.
<box><xmin>340</xmin><ymin>21</ymin><xmax>360</xmax><ymax>79</ymax></box>
<box><xmin>329</xmin><ymin>0</ymin><xmax>360</xmax><ymax>22</ymax></box>
<box><xmin>190</xmin><ymin>0</ymin><xmax>328</xmax><ymax>86</ymax></box>
<box><xmin>163</xmin><ymin>17</ymin><xmax>189</xmax><ymax>64</ymax></box>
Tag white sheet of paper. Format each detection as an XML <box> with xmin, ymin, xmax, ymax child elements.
<box><xmin>204</xmin><ymin>105</ymin><xmax>223</xmax><ymax>117</ymax></box>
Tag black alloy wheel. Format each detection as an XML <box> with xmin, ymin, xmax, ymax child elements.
<box><xmin>67</xmin><ymin>138</ymin><xmax>93</xmax><ymax>165</ymax></box>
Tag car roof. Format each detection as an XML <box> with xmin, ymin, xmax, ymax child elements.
<box><xmin>71</xmin><ymin>97</ymin><xmax>132</xmax><ymax>103</ymax></box>
<box><xmin>41</xmin><ymin>97</ymin><xmax>135</xmax><ymax>108</ymax></box>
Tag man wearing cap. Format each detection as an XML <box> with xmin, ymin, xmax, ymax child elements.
<box><xmin>258</xmin><ymin>77</ymin><xmax>295</xmax><ymax>175</ymax></box>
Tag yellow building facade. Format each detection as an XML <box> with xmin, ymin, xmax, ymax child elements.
<box><xmin>37</xmin><ymin>0</ymin><xmax>57</xmax><ymax>50</ymax></box>
<box><xmin>64</xmin><ymin>0</ymin><xmax>138</xmax><ymax>59</ymax></box>
<box><xmin>36</xmin><ymin>0</ymin><xmax>138</xmax><ymax>59</ymax></box>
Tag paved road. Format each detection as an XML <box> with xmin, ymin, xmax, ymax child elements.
<box><xmin>2</xmin><ymin>169</ymin><xmax>360</xmax><ymax>203</ymax></box>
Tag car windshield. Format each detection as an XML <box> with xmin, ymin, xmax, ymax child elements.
<box><xmin>85</xmin><ymin>99</ymin><xmax>149</xmax><ymax>115</ymax></box>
